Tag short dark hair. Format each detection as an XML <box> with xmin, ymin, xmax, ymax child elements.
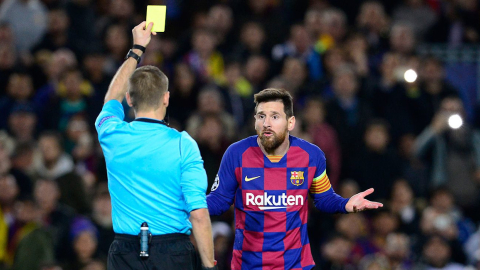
<box><xmin>254</xmin><ymin>88</ymin><xmax>294</xmax><ymax>118</ymax></box>
<box><xmin>128</xmin><ymin>66</ymin><xmax>169</xmax><ymax>111</ymax></box>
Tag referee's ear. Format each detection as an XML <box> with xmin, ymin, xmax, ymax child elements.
<box><xmin>126</xmin><ymin>92</ymin><xmax>133</xmax><ymax>108</ymax></box>
<box><xmin>163</xmin><ymin>91</ymin><xmax>170</xmax><ymax>107</ymax></box>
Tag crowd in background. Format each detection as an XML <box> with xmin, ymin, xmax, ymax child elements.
<box><xmin>0</xmin><ymin>0</ymin><xmax>480</xmax><ymax>269</ymax></box>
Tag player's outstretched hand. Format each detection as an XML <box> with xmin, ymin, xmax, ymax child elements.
<box><xmin>132</xmin><ymin>21</ymin><xmax>156</xmax><ymax>48</ymax></box>
<box><xmin>345</xmin><ymin>188</ymin><xmax>383</xmax><ymax>213</ymax></box>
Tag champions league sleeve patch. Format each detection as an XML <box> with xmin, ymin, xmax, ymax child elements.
<box><xmin>211</xmin><ymin>174</ymin><xmax>220</xmax><ymax>191</ymax></box>
<box><xmin>98</xmin><ymin>116</ymin><xmax>116</xmax><ymax>127</ymax></box>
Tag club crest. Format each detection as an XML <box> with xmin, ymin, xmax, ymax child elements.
<box><xmin>290</xmin><ymin>171</ymin><xmax>304</xmax><ymax>186</ymax></box>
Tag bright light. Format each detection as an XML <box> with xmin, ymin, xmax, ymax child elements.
<box><xmin>404</xmin><ymin>69</ymin><xmax>417</xmax><ymax>83</ymax></box>
<box><xmin>448</xmin><ymin>114</ymin><xmax>463</xmax><ymax>129</ymax></box>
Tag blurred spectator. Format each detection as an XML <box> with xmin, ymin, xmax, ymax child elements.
<box><xmin>168</xmin><ymin>63</ymin><xmax>200</xmax><ymax>127</ymax></box>
<box><xmin>370</xmin><ymin>209</ymin><xmax>400</xmax><ymax>252</ymax></box>
<box><xmin>34</xmin><ymin>48</ymin><xmax>78</xmax><ymax>113</ymax></box>
<box><xmin>272</xmin><ymin>24</ymin><xmax>322</xmax><ymax>81</ymax></box>
<box><xmin>232</xmin><ymin>21</ymin><xmax>269</xmax><ymax>60</ymax></box>
<box><xmin>352</xmin><ymin>119</ymin><xmax>402</xmax><ymax>202</ymax></box>
<box><xmin>389</xmin><ymin>23</ymin><xmax>416</xmax><ymax>56</ymax></box>
<box><xmin>34</xmin><ymin>179</ymin><xmax>75</xmax><ymax>262</ymax></box>
<box><xmin>217</xmin><ymin>60</ymin><xmax>254</xmax><ymax>127</ymax></box>
<box><xmin>356</xmin><ymin>1</ymin><xmax>390</xmax><ymax>53</ymax></box>
<box><xmin>7</xmin><ymin>104</ymin><xmax>38</xmax><ymax>144</ymax></box>
<box><xmin>414</xmin><ymin>96</ymin><xmax>480</xmax><ymax>210</ymax></box>
<box><xmin>43</xmin><ymin>68</ymin><xmax>95</xmax><ymax>131</ymax></box>
<box><xmin>89</xmin><ymin>184</ymin><xmax>113</xmax><ymax>259</ymax></box>
<box><xmin>420</xmin><ymin>187</ymin><xmax>475</xmax><ymax>248</ymax></box>
<box><xmin>314</xmin><ymin>8</ymin><xmax>348</xmax><ymax>54</ymax></box>
<box><xmin>318</xmin><ymin>233</ymin><xmax>355</xmax><ymax>269</ymax></box>
<box><xmin>66</xmin><ymin>216</ymin><xmax>103</xmax><ymax>270</ymax></box>
<box><xmin>0</xmin><ymin>71</ymin><xmax>36</xmax><ymax>130</ymax></box>
<box><xmin>36</xmin><ymin>131</ymin><xmax>90</xmax><ymax>214</ymax></box>
<box><xmin>9</xmin><ymin>196</ymin><xmax>55</xmax><ymax>270</ymax></box>
<box><xmin>392</xmin><ymin>0</ymin><xmax>437</xmax><ymax>40</ymax></box>
<box><xmin>390</xmin><ymin>179</ymin><xmax>422</xmax><ymax>236</ymax></box>
<box><xmin>415</xmin><ymin>235</ymin><xmax>466</xmax><ymax>270</ymax></box>
<box><xmin>184</xmin><ymin>28</ymin><xmax>224</xmax><ymax>83</ymax></box>
<box><xmin>302</xmin><ymin>97</ymin><xmax>341</xmax><ymax>187</ymax></box>
<box><xmin>358</xmin><ymin>254</ymin><xmax>390</xmax><ymax>270</ymax></box>
<box><xmin>186</xmin><ymin>86</ymin><xmax>236</xmax><ymax>141</ymax></box>
<box><xmin>384</xmin><ymin>232</ymin><xmax>414</xmax><ymax>269</ymax></box>
<box><xmin>196</xmin><ymin>114</ymin><xmax>230</xmax><ymax>187</ymax></box>
<box><xmin>335</xmin><ymin>213</ymin><xmax>375</xmax><ymax>264</ymax></box>
<box><xmin>103</xmin><ymin>24</ymin><xmax>130</xmax><ymax>69</ymax></box>
<box><xmin>326</xmin><ymin>65</ymin><xmax>374</xmax><ymax>178</ymax></box>
<box><xmin>0</xmin><ymin>0</ymin><xmax>47</xmax><ymax>53</ymax></box>
<box><xmin>244</xmin><ymin>54</ymin><xmax>270</xmax><ymax>91</ymax></box>
<box><xmin>205</xmin><ymin>4</ymin><xmax>235</xmax><ymax>54</ymax></box>
<box><xmin>398</xmin><ymin>134</ymin><xmax>430</xmax><ymax>198</ymax></box>
<box><xmin>32</xmin><ymin>8</ymin><xmax>74</xmax><ymax>56</ymax></box>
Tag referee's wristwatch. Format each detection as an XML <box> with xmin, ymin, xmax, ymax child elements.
<box><xmin>124</xmin><ymin>44</ymin><xmax>146</xmax><ymax>63</ymax></box>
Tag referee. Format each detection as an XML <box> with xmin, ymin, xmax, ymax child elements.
<box><xmin>95</xmin><ymin>22</ymin><xmax>216</xmax><ymax>270</ymax></box>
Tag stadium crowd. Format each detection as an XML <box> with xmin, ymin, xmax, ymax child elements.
<box><xmin>0</xmin><ymin>0</ymin><xmax>480</xmax><ymax>269</ymax></box>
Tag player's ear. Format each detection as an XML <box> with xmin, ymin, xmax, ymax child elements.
<box><xmin>126</xmin><ymin>92</ymin><xmax>133</xmax><ymax>107</ymax></box>
<box><xmin>163</xmin><ymin>91</ymin><xmax>170</xmax><ymax>107</ymax></box>
<box><xmin>288</xmin><ymin>116</ymin><xmax>295</xmax><ymax>131</ymax></box>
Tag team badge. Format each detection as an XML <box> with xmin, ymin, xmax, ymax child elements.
<box><xmin>290</xmin><ymin>171</ymin><xmax>304</xmax><ymax>186</ymax></box>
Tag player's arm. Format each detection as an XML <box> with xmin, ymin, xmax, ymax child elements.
<box><xmin>309</xmin><ymin>150</ymin><xmax>383</xmax><ymax>213</ymax></box>
<box><xmin>179</xmin><ymin>132</ymin><xmax>215</xmax><ymax>268</ymax></box>
<box><xmin>103</xmin><ymin>21</ymin><xmax>155</xmax><ymax>103</ymax></box>
<box><xmin>207</xmin><ymin>145</ymin><xmax>238</xmax><ymax>215</ymax></box>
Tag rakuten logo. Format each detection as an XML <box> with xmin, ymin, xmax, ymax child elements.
<box><xmin>246</xmin><ymin>192</ymin><xmax>304</xmax><ymax>210</ymax></box>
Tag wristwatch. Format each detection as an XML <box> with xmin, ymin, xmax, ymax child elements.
<box><xmin>125</xmin><ymin>49</ymin><xmax>141</xmax><ymax>63</ymax></box>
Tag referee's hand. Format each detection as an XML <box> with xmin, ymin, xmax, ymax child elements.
<box><xmin>132</xmin><ymin>21</ymin><xmax>156</xmax><ymax>48</ymax></box>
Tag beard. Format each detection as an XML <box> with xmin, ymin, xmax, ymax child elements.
<box><xmin>257</xmin><ymin>127</ymin><xmax>288</xmax><ymax>153</ymax></box>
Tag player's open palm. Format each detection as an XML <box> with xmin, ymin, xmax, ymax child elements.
<box><xmin>345</xmin><ymin>188</ymin><xmax>383</xmax><ymax>213</ymax></box>
<box><xmin>132</xmin><ymin>21</ymin><xmax>156</xmax><ymax>48</ymax></box>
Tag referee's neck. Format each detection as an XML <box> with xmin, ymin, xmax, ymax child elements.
<box><xmin>135</xmin><ymin>108</ymin><xmax>166</xmax><ymax>122</ymax></box>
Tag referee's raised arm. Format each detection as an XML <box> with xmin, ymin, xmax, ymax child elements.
<box><xmin>103</xmin><ymin>21</ymin><xmax>155</xmax><ymax>104</ymax></box>
<box><xmin>96</xmin><ymin>21</ymin><xmax>216</xmax><ymax>270</ymax></box>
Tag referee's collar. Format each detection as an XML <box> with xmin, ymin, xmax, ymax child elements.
<box><xmin>133</xmin><ymin>117</ymin><xmax>168</xmax><ymax>126</ymax></box>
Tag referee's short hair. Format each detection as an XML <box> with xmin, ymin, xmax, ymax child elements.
<box><xmin>128</xmin><ymin>65</ymin><xmax>169</xmax><ymax>112</ymax></box>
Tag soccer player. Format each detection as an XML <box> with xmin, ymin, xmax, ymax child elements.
<box><xmin>207</xmin><ymin>88</ymin><xmax>383</xmax><ymax>270</ymax></box>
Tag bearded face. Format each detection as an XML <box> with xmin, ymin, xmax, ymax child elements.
<box><xmin>254</xmin><ymin>101</ymin><xmax>294</xmax><ymax>153</ymax></box>
<box><xmin>257</xmin><ymin>125</ymin><xmax>288</xmax><ymax>152</ymax></box>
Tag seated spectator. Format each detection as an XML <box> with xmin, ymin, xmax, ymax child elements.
<box><xmin>66</xmin><ymin>217</ymin><xmax>103</xmax><ymax>270</ymax></box>
<box><xmin>384</xmin><ymin>232</ymin><xmax>414</xmax><ymax>269</ymax></box>
<box><xmin>390</xmin><ymin>179</ymin><xmax>423</xmax><ymax>236</ymax></box>
<box><xmin>318</xmin><ymin>234</ymin><xmax>355</xmax><ymax>269</ymax></box>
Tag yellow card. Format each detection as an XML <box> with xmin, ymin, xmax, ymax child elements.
<box><xmin>146</xmin><ymin>5</ymin><xmax>166</xmax><ymax>32</ymax></box>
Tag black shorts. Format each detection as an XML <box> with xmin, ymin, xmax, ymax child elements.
<box><xmin>107</xmin><ymin>233</ymin><xmax>200</xmax><ymax>270</ymax></box>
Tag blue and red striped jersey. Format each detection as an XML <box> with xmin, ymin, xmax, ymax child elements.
<box><xmin>207</xmin><ymin>135</ymin><xmax>348</xmax><ymax>270</ymax></box>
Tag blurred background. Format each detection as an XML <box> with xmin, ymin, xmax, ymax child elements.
<box><xmin>0</xmin><ymin>0</ymin><xmax>479</xmax><ymax>269</ymax></box>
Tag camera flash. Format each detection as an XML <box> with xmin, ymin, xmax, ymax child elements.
<box><xmin>404</xmin><ymin>69</ymin><xmax>417</xmax><ymax>83</ymax></box>
<box><xmin>448</xmin><ymin>114</ymin><xmax>463</xmax><ymax>129</ymax></box>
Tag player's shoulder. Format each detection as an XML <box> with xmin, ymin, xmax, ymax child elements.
<box><xmin>225</xmin><ymin>135</ymin><xmax>258</xmax><ymax>154</ymax></box>
<box><xmin>290</xmin><ymin>135</ymin><xmax>325</xmax><ymax>157</ymax></box>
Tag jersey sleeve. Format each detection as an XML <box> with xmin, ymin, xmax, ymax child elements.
<box><xmin>206</xmin><ymin>144</ymin><xmax>238</xmax><ymax>215</ymax></box>
<box><xmin>95</xmin><ymin>100</ymin><xmax>125</xmax><ymax>140</ymax></box>
<box><xmin>309</xmin><ymin>149</ymin><xmax>348</xmax><ymax>213</ymax></box>
<box><xmin>180</xmin><ymin>132</ymin><xmax>208</xmax><ymax>213</ymax></box>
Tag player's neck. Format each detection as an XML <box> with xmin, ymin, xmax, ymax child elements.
<box><xmin>258</xmin><ymin>135</ymin><xmax>290</xmax><ymax>156</ymax></box>
<box><xmin>135</xmin><ymin>107</ymin><xmax>166</xmax><ymax>122</ymax></box>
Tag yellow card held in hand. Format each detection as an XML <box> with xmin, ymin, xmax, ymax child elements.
<box><xmin>146</xmin><ymin>5</ymin><xmax>166</xmax><ymax>32</ymax></box>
